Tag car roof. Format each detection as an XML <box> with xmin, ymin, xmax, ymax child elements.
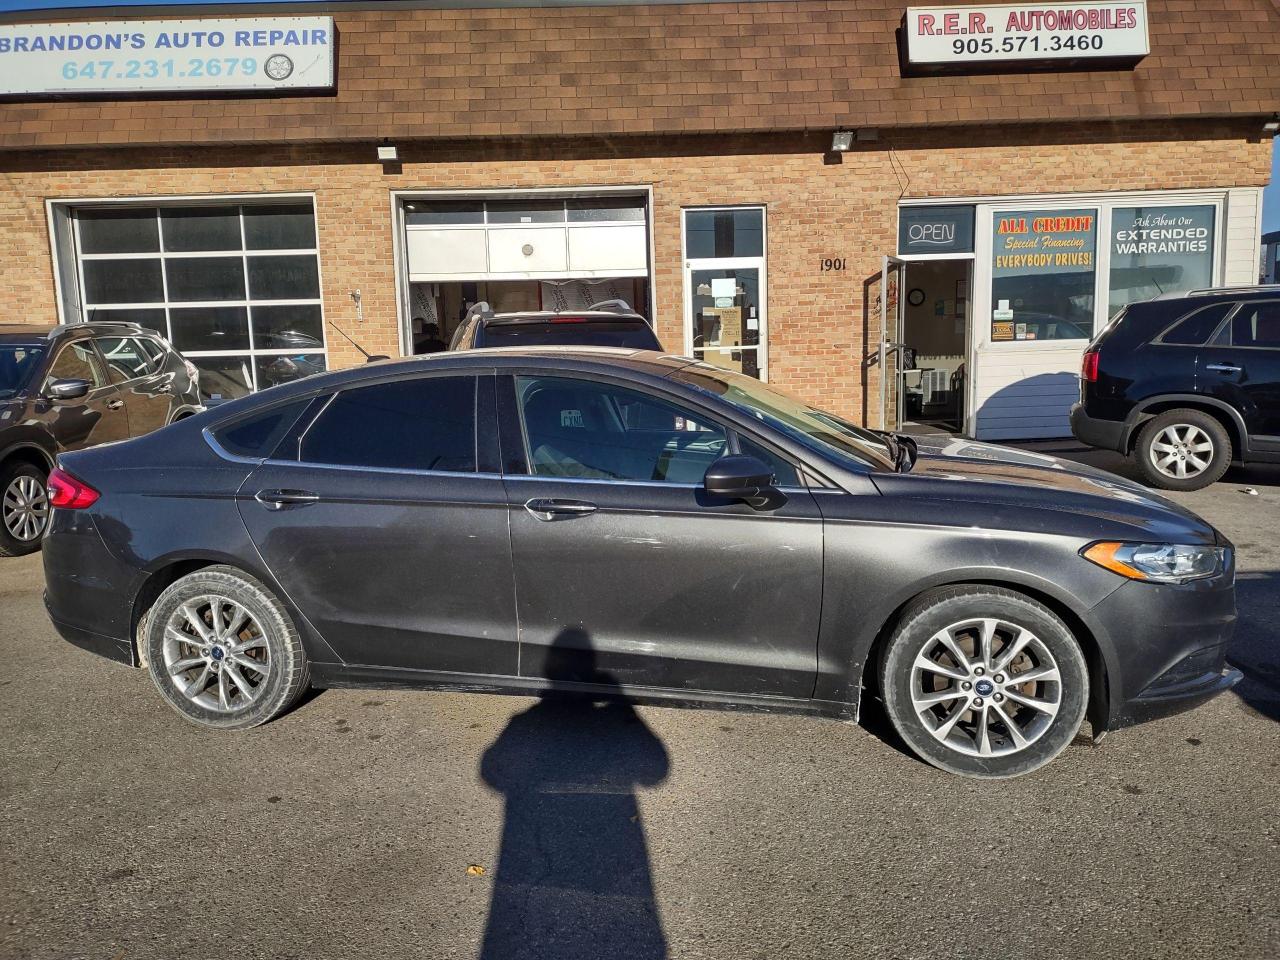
<box><xmin>1151</xmin><ymin>284</ymin><xmax>1280</xmax><ymax>301</ymax></box>
<box><xmin>207</xmin><ymin>348</ymin><xmax>700</xmax><ymax>421</ymax></box>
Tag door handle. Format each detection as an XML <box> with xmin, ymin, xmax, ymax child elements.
<box><xmin>1205</xmin><ymin>363</ymin><xmax>1241</xmax><ymax>374</ymax></box>
<box><xmin>255</xmin><ymin>489</ymin><xmax>320</xmax><ymax>510</ymax></box>
<box><xmin>524</xmin><ymin>498</ymin><xmax>598</xmax><ymax>521</ymax></box>
<box><xmin>106</xmin><ymin>399</ymin><xmax>125</xmax><ymax>410</ymax></box>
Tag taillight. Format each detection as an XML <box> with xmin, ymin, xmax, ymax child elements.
<box><xmin>47</xmin><ymin>468</ymin><xmax>100</xmax><ymax>510</ymax></box>
<box><xmin>1081</xmin><ymin>349</ymin><xmax>1100</xmax><ymax>383</ymax></box>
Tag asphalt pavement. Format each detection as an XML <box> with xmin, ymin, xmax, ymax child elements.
<box><xmin>1</xmin><ymin>445</ymin><xmax>1277</xmax><ymax>960</ymax></box>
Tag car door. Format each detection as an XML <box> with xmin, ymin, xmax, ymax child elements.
<box><xmin>237</xmin><ymin>370</ymin><xmax>520</xmax><ymax>674</ymax></box>
<box><xmin>39</xmin><ymin>339</ymin><xmax>129</xmax><ymax>451</ymax></box>
<box><xmin>500</xmin><ymin>371</ymin><xmax>824</xmax><ymax>698</ymax></box>
<box><xmin>1199</xmin><ymin>299</ymin><xmax>1280</xmax><ymax>447</ymax></box>
<box><xmin>94</xmin><ymin>335</ymin><xmax>171</xmax><ymax>436</ymax></box>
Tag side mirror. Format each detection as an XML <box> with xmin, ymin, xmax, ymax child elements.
<box><xmin>46</xmin><ymin>378</ymin><xmax>91</xmax><ymax>401</ymax></box>
<box><xmin>703</xmin><ymin>455</ymin><xmax>776</xmax><ymax>500</ymax></box>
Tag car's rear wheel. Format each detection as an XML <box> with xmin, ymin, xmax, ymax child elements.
<box><xmin>0</xmin><ymin>461</ymin><xmax>50</xmax><ymax>558</ymax></box>
<box><xmin>1134</xmin><ymin>408</ymin><xmax>1230</xmax><ymax>491</ymax></box>
<box><xmin>144</xmin><ymin>565</ymin><xmax>310</xmax><ymax>730</ymax></box>
<box><xmin>879</xmin><ymin>586</ymin><xmax>1089</xmax><ymax>778</ymax></box>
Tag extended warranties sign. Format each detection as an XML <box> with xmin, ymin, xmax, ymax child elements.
<box><xmin>0</xmin><ymin>17</ymin><xmax>334</xmax><ymax>96</ymax></box>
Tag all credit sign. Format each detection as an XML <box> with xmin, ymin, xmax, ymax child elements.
<box><xmin>904</xmin><ymin>2</ymin><xmax>1149</xmax><ymax>67</ymax></box>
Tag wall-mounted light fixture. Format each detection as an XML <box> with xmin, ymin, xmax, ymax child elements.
<box><xmin>830</xmin><ymin>130</ymin><xmax>854</xmax><ymax>152</ymax></box>
<box><xmin>377</xmin><ymin>144</ymin><xmax>399</xmax><ymax>162</ymax></box>
<box><xmin>1264</xmin><ymin>115</ymin><xmax>1280</xmax><ymax>135</ymax></box>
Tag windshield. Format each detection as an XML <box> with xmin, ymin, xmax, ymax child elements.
<box><xmin>0</xmin><ymin>345</ymin><xmax>44</xmax><ymax>400</ymax></box>
<box><xmin>480</xmin><ymin>321</ymin><xmax>661</xmax><ymax>350</ymax></box>
<box><xmin>673</xmin><ymin>363</ymin><xmax>896</xmax><ymax>471</ymax></box>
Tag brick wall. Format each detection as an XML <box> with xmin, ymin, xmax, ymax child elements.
<box><xmin>1</xmin><ymin>0</ymin><xmax>1278</xmax><ymax>149</ymax></box>
<box><xmin>0</xmin><ymin>118</ymin><xmax>1270</xmax><ymax>422</ymax></box>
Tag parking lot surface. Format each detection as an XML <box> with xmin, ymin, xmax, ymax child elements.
<box><xmin>1</xmin><ymin>445</ymin><xmax>1278</xmax><ymax>960</ymax></box>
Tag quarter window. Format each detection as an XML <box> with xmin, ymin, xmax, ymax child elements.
<box><xmin>70</xmin><ymin>201</ymin><xmax>326</xmax><ymax>401</ymax></box>
<box><xmin>1158</xmin><ymin>303</ymin><xmax>1233</xmax><ymax>346</ymax></box>
<box><xmin>301</xmin><ymin>377</ymin><xmax>477</xmax><ymax>473</ymax></box>
<box><xmin>516</xmin><ymin>375</ymin><xmax>728</xmax><ymax>483</ymax></box>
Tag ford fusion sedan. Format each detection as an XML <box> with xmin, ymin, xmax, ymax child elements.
<box><xmin>42</xmin><ymin>349</ymin><xmax>1239</xmax><ymax>777</ymax></box>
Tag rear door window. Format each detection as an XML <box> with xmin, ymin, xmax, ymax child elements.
<box><xmin>95</xmin><ymin>336</ymin><xmax>153</xmax><ymax>382</ymax></box>
<box><xmin>1157</xmin><ymin>302</ymin><xmax>1234</xmax><ymax>346</ymax></box>
<box><xmin>301</xmin><ymin>376</ymin><xmax>477</xmax><ymax>473</ymax></box>
<box><xmin>1230</xmin><ymin>301</ymin><xmax>1280</xmax><ymax>348</ymax></box>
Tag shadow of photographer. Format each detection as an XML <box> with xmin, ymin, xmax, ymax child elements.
<box><xmin>479</xmin><ymin>627</ymin><xmax>671</xmax><ymax>960</ymax></box>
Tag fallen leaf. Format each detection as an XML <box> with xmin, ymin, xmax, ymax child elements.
<box><xmin>466</xmin><ymin>864</ymin><xmax>487</xmax><ymax>877</ymax></box>
<box><xmin>1242</xmin><ymin>487</ymin><xmax>1259</xmax><ymax>496</ymax></box>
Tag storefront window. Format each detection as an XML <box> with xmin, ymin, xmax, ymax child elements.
<box><xmin>72</xmin><ymin>201</ymin><xmax>326</xmax><ymax>400</ymax></box>
<box><xmin>991</xmin><ymin>208</ymin><xmax>1096</xmax><ymax>342</ymax></box>
<box><xmin>1108</xmin><ymin>205</ymin><xmax>1215</xmax><ymax>315</ymax></box>
<box><xmin>683</xmin><ymin>207</ymin><xmax>767</xmax><ymax>379</ymax></box>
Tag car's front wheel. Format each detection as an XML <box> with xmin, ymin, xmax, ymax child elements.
<box><xmin>1134</xmin><ymin>408</ymin><xmax>1231</xmax><ymax>491</ymax></box>
<box><xmin>0</xmin><ymin>460</ymin><xmax>50</xmax><ymax>558</ymax></box>
<box><xmin>880</xmin><ymin>586</ymin><xmax>1089</xmax><ymax>778</ymax></box>
<box><xmin>144</xmin><ymin>565</ymin><xmax>310</xmax><ymax>730</ymax></box>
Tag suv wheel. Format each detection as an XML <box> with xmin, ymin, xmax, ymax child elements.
<box><xmin>1134</xmin><ymin>408</ymin><xmax>1230</xmax><ymax>491</ymax></box>
<box><xmin>0</xmin><ymin>461</ymin><xmax>50</xmax><ymax>557</ymax></box>
<box><xmin>144</xmin><ymin>565</ymin><xmax>310</xmax><ymax>730</ymax></box>
<box><xmin>879</xmin><ymin>586</ymin><xmax>1089</xmax><ymax>778</ymax></box>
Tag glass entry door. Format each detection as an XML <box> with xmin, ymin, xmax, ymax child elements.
<box><xmin>687</xmin><ymin>263</ymin><xmax>764</xmax><ymax>379</ymax></box>
<box><xmin>876</xmin><ymin>255</ymin><xmax>906</xmax><ymax>431</ymax></box>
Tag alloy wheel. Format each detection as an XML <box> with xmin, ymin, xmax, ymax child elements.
<box><xmin>2</xmin><ymin>475</ymin><xmax>49</xmax><ymax>542</ymax></box>
<box><xmin>909</xmin><ymin>617</ymin><xmax>1063</xmax><ymax>758</ymax></box>
<box><xmin>162</xmin><ymin>595</ymin><xmax>272</xmax><ymax>713</ymax></box>
<box><xmin>1148</xmin><ymin>424</ymin><xmax>1214</xmax><ymax>480</ymax></box>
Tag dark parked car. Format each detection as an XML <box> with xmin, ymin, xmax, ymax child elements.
<box><xmin>44</xmin><ymin>349</ymin><xmax>1237</xmax><ymax>778</ymax></box>
<box><xmin>1071</xmin><ymin>285</ymin><xmax>1280</xmax><ymax>490</ymax></box>
<box><xmin>0</xmin><ymin>321</ymin><xmax>202</xmax><ymax>556</ymax></box>
<box><xmin>448</xmin><ymin>299</ymin><xmax>662</xmax><ymax>351</ymax></box>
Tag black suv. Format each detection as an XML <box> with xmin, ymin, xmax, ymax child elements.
<box><xmin>1071</xmin><ymin>285</ymin><xmax>1280</xmax><ymax>490</ymax></box>
<box><xmin>448</xmin><ymin>299</ymin><xmax>662</xmax><ymax>351</ymax></box>
<box><xmin>0</xmin><ymin>322</ymin><xmax>203</xmax><ymax>555</ymax></box>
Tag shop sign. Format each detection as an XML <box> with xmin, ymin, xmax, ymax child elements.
<box><xmin>904</xmin><ymin>2</ymin><xmax>1149</xmax><ymax>68</ymax></box>
<box><xmin>898</xmin><ymin>205</ymin><xmax>975</xmax><ymax>255</ymax></box>
<box><xmin>0</xmin><ymin>17</ymin><xmax>334</xmax><ymax>96</ymax></box>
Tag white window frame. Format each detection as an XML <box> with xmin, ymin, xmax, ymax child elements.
<box><xmin>680</xmin><ymin>205</ymin><xmax>769</xmax><ymax>382</ymax></box>
<box><xmin>46</xmin><ymin>192</ymin><xmax>328</xmax><ymax>395</ymax></box>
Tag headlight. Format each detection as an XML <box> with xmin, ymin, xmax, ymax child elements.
<box><xmin>1082</xmin><ymin>542</ymin><xmax>1226</xmax><ymax>583</ymax></box>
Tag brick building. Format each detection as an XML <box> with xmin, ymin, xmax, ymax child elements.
<box><xmin>1</xmin><ymin>0</ymin><xmax>1277</xmax><ymax>438</ymax></box>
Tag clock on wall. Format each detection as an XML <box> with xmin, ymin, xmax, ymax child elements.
<box><xmin>907</xmin><ymin>288</ymin><xmax>926</xmax><ymax>306</ymax></box>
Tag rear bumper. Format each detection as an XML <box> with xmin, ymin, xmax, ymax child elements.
<box><xmin>1069</xmin><ymin>402</ymin><xmax>1126</xmax><ymax>453</ymax></box>
<box><xmin>46</xmin><ymin>600</ymin><xmax>135</xmax><ymax>666</ymax></box>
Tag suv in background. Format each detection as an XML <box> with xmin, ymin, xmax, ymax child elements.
<box><xmin>0</xmin><ymin>322</ymin><xmax>202</xmax><ymax>556</ymax></box>
<box><xmin>1071</xmin><ymin>286</ymin><xmax>1280</xmax><ymax>490</ymax></box>
<box><xmin>448</xmin><ymin>299</ymin><xmax>662</xmax><ymax>351</ymax></box>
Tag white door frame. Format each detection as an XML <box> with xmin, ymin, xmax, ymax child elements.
<box><xmin>681</xmin><ymin>255</ymin><xmax>769</xmax><ymax>381</ymax></box>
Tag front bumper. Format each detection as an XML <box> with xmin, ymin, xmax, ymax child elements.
<box><xmin>1069</xmin><ymin>402</ymin><xmax>1126</xmax><ymax>454</ymax></box>
<box><xmin>1091</xmin><ymin>568</ymin><xmax>1239</xmax><ymax>731</ymax></box>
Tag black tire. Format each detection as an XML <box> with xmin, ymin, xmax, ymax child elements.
<box><xmin>144</xmin><ymin>565</ymin><xmax>310</xmax><ymax>730</ymax></box>
<box><xmin>0</xmin><ymin>460</ymin><xmax>49</xmax><ymax>558</ymax></box>
<box><xmin>879</xmin><ymin>585</ymin><xmax>1089</xmax><ymax>779</ymax></box>
<box><xmin>1133</xmin><ymin>408</ymin><xmax>1231</xmax><ymax>491</ymax></box>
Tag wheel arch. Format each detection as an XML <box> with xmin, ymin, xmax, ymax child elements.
<box><xmin>129</xmin><ymin>552</ymin><xmax>342</xmax><ymax>668</ymax></box>
<box><xmin>0</xmin><ymin>440</ymin><xmax>55</xmax><ymax>475</ymax></box>
<box><xmin>857</xmin><ymin>575</ymin><xmax>1115</xmax><ymax>737</ymax></box>
<box><xmin>1123</xmin><ymin>395</ymin><xmax>1247</xmax><ymax>460</ymax></box>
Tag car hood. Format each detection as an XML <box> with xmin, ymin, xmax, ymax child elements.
<box><xmin>871</xmin><ymin>435</ymin><xmax>1222</xmax><ymax>545</ymax></box>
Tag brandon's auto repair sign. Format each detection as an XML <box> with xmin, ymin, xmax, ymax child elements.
<box><xmin>905</xmin><ymin>2</ymin><xmax>1149</xmax><ymax>66</ymax></box>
